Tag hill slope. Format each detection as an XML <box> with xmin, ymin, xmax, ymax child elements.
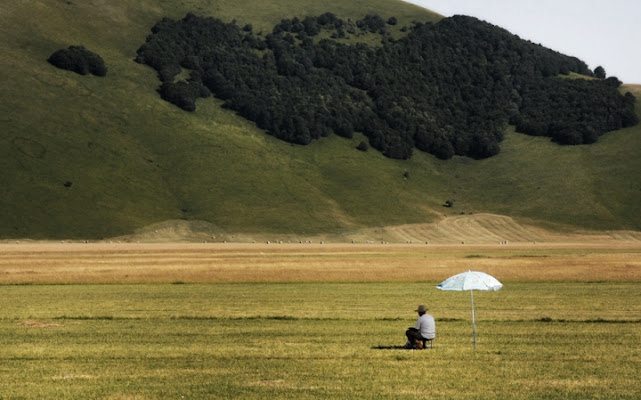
<box><xmin>1</xmin><ymin>0</ymin><xmax>640</xmax><ymax>240</ymax></box>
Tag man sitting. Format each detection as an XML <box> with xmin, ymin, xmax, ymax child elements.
<box><xmin>405</xmin><ymin>304</ymin><xmax>436</xmax><ymax>349</ymax></box>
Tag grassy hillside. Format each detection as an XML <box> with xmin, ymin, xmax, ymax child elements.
<box><xmin>1</xmin><ymin>0</ymin><xmax>640</xmax><ymax>240</ymax></box>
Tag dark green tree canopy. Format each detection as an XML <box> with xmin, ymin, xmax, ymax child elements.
<box><xmin>48</xmin><ymin>45</ymin><xmax>107</xmax><ymax>76</ymax></box>
<box><xmin>135</xmin><ymin>13</ymin><xmax>637</xmax><ymax>160</ymax></box>
<box><xmin>594</xmin><ymin>65</ymin><xmax>606</xmax><ymax>79</ymax></box>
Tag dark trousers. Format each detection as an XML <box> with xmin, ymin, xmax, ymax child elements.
<box><xmin>406</xmin><ymin>327</ymin><xmax>425</xmax><ymax>344</ymax></box>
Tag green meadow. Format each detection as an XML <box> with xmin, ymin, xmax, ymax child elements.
<box><xmin>2</xmin><ymin>281</ymin><xmax>640</xmax><ymax>399</ymax></box>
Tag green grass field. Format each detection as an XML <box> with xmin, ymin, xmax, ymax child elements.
<box><xmin>2</xmin><ymin>243</ymin><xmax>640</xmax><ymax>399</ymax></box>
<box><xmin>2</xmin><ymin>283</ymin><xmax>640</xmax><ymax>399</ymax></box>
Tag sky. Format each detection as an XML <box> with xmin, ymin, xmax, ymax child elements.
<box><xmin>401</xmin><ymin>0</ymin><xmax>641</xmax><ymax>84</ymax></box>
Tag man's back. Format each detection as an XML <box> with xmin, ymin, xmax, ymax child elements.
<box><xmin>416</xmin><ymin>313</ymin><xmax>436</xmax><ymax>339</ymax></box>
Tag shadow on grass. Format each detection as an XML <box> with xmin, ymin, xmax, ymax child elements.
<box><xmin>372</xmin><ymin>345</ymin><xmax>432</xmax><ymax>350</ymax></box>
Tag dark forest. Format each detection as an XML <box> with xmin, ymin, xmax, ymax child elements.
<box><xmin>135</xmin><ymin>13</ymin><xmax>638</xmax><ymax>159</ymax></box>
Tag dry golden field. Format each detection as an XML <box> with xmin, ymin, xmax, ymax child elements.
<box><xmin>1</xmin><ymin>240</ymin><xmax>640</xmax><ymax>284</ymax></box>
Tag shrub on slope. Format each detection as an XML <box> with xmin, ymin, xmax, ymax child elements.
<box><xmin>47</xmin><ymin>46</ymin><xmax>107</xmax><ymax>76</ymax></box>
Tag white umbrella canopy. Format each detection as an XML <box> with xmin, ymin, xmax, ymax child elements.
<box><xmin>437</xmin><ymin>270</ymin><xmax>503</xmax><ymax>349</ymax></box>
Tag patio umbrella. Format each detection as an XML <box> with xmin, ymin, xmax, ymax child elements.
<box><xmin>436</xmin><ymin>270</ymin><xmax>503</xmax><ymax>349</ymax></box>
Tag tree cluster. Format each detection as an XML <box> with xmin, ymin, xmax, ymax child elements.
<box><xmin>47</xmin><ymin>46</ymin><xmax>107</xmax><ymax>76</ymax></box>
<box><xmin>512</xmin><ymin>78</ymin><xmax>638</xmax><ymax>144</ymax></box>
<box><xmin>135</xmin><ymin>13</ymin><xmax>637</xmax><ymax>160</ymax></box>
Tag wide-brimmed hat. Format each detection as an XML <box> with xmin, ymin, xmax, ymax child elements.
<box><xmin>415</xmin><ymin>304</ymin><xmax>428</xmax><ymax>313</ymax></box>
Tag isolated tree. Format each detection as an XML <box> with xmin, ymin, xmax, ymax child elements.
<box><xmin>356</xmin><ymin>141</ymin><xmax>369</xmax><ymax>151</ymax></box>
<box><xmin>47</xmin><ymin>46</ymin><xmax>107</xmax><ymax>76</ymax></box>
<box><xmin>594</xmin><ymin>65</ymin><xmax>606</xmax><ymax>79</ymax></box>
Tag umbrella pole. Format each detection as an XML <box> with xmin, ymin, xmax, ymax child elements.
<box><xmin>470</xmin><ymin>289</ymin><xmax>477</xmax><ymax>349</ymax></box>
